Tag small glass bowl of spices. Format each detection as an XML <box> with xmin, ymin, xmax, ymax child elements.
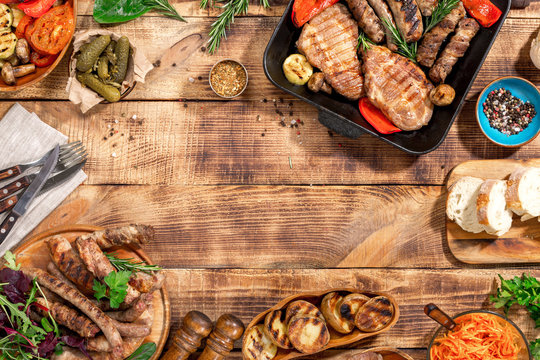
<box><xmin>209</xmin><ymin>59</ymin><xmax>248</xmax><ymax>98</ymax></box>
<box><xmin>476</xmin><ymin>76</ymin><xmax>540</xmax><ymax>147</ymax></box>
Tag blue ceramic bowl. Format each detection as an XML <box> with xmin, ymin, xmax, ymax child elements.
<box><xmin>476</xmin><ymin>76</ymin><xmax>540</xmax><ymax>147</ymax></box>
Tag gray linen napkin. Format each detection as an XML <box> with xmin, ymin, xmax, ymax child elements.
<box><xmin>0</xmin><ymin>103</ymin><xmax>87</xmax><ymax>256</ymax></box>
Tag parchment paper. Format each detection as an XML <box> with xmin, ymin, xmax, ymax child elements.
<box><xmin>66</xmin><ymin>29</ymin><xmax>154</xmax><ymax>113</ymax></box>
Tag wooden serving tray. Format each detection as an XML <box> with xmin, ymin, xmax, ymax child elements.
<box><xmin>243</xmin><ymin>288</ymin><xmax>399</xmax><ymax>360</ymax></box>
<box><xmin>318</xmin><ymin>347</ymin><xmax>413</xmax><ymax>360</ymax></box>
<box><xmin>446</xmin><ymin>159</ymin><xmax>540</xmax><ymax>264</ymax></box>
<box><xmin>12</xmin><ymin>225</ymin><xmax>171</xmax><ymax>360</ymax></box>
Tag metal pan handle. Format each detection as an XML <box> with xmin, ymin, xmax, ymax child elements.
<box><xmin>318</xmin><ymin>110</ymin><xmax>364</xmax><ymax>139</ymax></box>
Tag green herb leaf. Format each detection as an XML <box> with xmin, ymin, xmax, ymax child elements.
<box><xmin>93</xmin><ymin>280</ymin><xmax>108</xmax><ymax>301</ymax></box>
<box><xmin>93</xmin><ymin>271</ymin><xmax>132</xmax><ymax>309</ymax></box>
<box><xmin>93</xmin><ymin>0</ymin><xmax>185</xmax><ymax>24</ymax></box>
<box><xmin>3</xmin><ymin>251</ymin><xmax>20</xmax><ymax>271</ymax></box>
<box><xmin>357</xmin><ymin>31</ymin><xmax>374</xmax><ymax>51</ymax></box>
<box><xmin>41</xmin><ymin>318</ymin><xmax>53</xmax><ymax>333</ymax></box>
<box><xmin>381</xmin><ymin>18</ymin><xmax>417</xmax><ymax>62</ymax></box>
<box><xmin>106</xmin><ymin>253</ymin><xmax>162</xmax><ymax>273</ymax></box>
<box><xmin>126</xmin><ymin>342</ymin><xmax>157</xmax><ymax>360</ymax></box>
<box><xmin>424</xmin><ymin>0</ymin><xmax>460</xmax><ymax>34</ymax></box>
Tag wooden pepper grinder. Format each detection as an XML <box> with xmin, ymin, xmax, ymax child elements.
<box><xmin>198</xmin><ymin>314</ymin><xmax>245</xmax><ymax>360</ymax></box>
<box><xmin>161</xmin><ymin>311</ymin><xmax>214</xmax><ymax>360</ymax></box>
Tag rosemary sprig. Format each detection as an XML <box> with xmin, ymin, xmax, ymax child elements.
<box><xmin>106</xmin><ymin>253</ymin><xmax>162</xmax><ymax>273</ymax></box>
<box><xmin>424</xmin><ymin>0</ymin><xmax>459</xmax><ymax>34</ymax></box>
<box><xmin>143</xmin><ymin>0</ymin><xmax>187</xmax><ymax>22</ymax></box>
<box><xmin>200</xmin><ymin>0</ymin><xmax>212</xmax><ymax>10</ymax></box>
<box><xmin>357</xmin><ymin>31</ymin><xmax>374</xmax><ymax>51</ymax></box>
<box><xmin>206</xmin><ymin>0</ymin><xmax>270</xmax><ymax>54</ymax></box>
<box><xmin>382</xmin><ymin>18</ymin><xmax>417</xmax><ymax>62</ymax></box>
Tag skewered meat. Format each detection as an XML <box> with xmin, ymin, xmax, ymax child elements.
<box><xmin>386</xmin><ymin>0</ymin><xmax>423</xmax><ymax>42</ymax></box>
<box><xmin>362</xmin><ymin>44</ymin><xmax>434</xmax><ymax>130</ymax></box>
<box><xmin>107</xmin><ymin>293</ymin><xmax>151</xmax><ymax>322</ymax></box>
<box><xmin>416</xmin><ymin>0</ymin><xmax>438</xmax><ymax>16</ymax></box>
<box><xmin>129</xmin><ymin>271</ymin><xmax>165</xmax><ymax>293</ymax></box>
<box><xmin>297</xmin><ymin>4</ymin><xmax>365</xmax><ymax>100</ymax></box>
<box><xmin>429</xmin><ymin>18</ymin><xmax>480</xmax><ymax>83</ymax></box>
<box><xmin>365</xmin><ymin>0</ymin><xmax>398</xmax><ymax>51</ymax></box>
<box><xmin>21</xmin><ymin>268</ymin><xmax>124</xmax><ymax>360</ymax></box>
<box><xmin>34</xmin><ymin>297</ymin><xmax>101</xmax><ymax>338</ymax></box>
<box><xmin>417</xmin><ymin>2</ymin><xmax>466</xmax><ymax>67</ymax></box>
<box><xmin>79</xmin><ymin>224</ymin><xmax>155</xmax><ymax>249</ymax></box>
<box><xmin>46</xmin><ymin>236</ymin><xmax>96</xmax><ymax>296</ymax></box>
<box><xmin>76</xmin><ymin>237</ymin><xmax>140</xmax><ymax>305</ymax></box>
<box><xmin>344</xmin><ymin>0</ymin><xmax>385</xmax><ymax>43</ymax></box>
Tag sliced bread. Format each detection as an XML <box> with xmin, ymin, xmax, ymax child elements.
<box><xmin>446</xmin><ymin>176</ymin><xmax>484</xmax><ymax>233</ymax></box>
<box><xmin>477</xmin><ymin>179</ymin><xmax>513</xmax><ymax>236</ymax></box>
<box><xmin>505</xmin><ymin>167</ymin><xmax>540</xmax><ymax>222</ymax></box>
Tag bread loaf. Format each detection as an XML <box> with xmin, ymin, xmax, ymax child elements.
<box><xmin>446</xmin><ymin>176</ymin><xmax>484</xmax><ymax>233</ymax></box>
<box><xmin>505</xmin><ymin>167</ymin><xmax>540</xmax><ymax>222</ymax></box>
<box><xmin>476</xmin><ymin>179</ymin><xmax>513</xmax><ymax>236</ymax></box>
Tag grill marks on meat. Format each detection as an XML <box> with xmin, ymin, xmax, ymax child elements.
<box><xmin>386</xmin><ymin>0</ymin><xmax>423</xmax><ymax>42</ymax></box>
<box><xmin>81</xmin><ymin>224</ymin><xmax>154</xmax><ymax>250</ymax></box>
<box><xmin>129</xmin><ymin>271</ymin><xmax>165</xmax><ymax>293</ymax></box>
<box><xmin>297</xmin><ymin>4</ymin><xmax>365</xmax><ymax>100</ymax></box>
<box><xmin>107</xmin><ymin>293</ymin><xmax>151</xmax><ymax>322</ymax></box>
<box><xmin>363</xmin><ymin>45</ymin><xmax>434</xmax><ymax>130</ymax></box>
<box><xmin>47</xmin><ymin>236</ymin><xmax>96</xmax><ymax>296</ymax></box>
<box><xmin>416</xmin><ymin>0</ymin><xmax>438</xmax><ymax>16</ymax></box>
<box><xmin>429</xmin><ymin>18</ymin><xmax>480</xmax><ymax>84</ymax></box>
<box><xmin>34</xmin><ymin>297</ymin><xmax>100</xmax><ymax>338</ymax></box>
<box><xmin>22</xmin><ymin>268</ymin><xmax>124</xmax><ymax>360</ymax></box>
<box><xmin>366</xmin><ymin>0</ymin><xmax>398</xmax><ymax>51</ymax></box>
<box><xmin>417</xmin><ymin>2</ymin><xmax>465</xmax><ymax>67</ymax></box>
<box><xmin>345</xmin><ymin>0</ymin><xmax>385</xmax><ymax>43</ymax></box>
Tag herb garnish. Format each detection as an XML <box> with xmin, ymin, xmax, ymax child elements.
<box><xmin>490</xmin><ymin>273</ymin><xmax>540</xmax><ymax>359</ymax></box>
<box><xmin>3</xmin><ymin>251</ymin><xmax>20</xmax><ymax>271</ymax></box>
<box><xmin>357</xmin><ymin>31</ymin><xmax>374</xmax><ymax>51</ymax></box>
<box><xmin>127</xmin><ymin>342</ymin><xmax>157</xmax><ymax>360</ymax></box>
<box><xmin>93</xmin><ymin>271</ymin><xmax>132</xmax><ymax>309</ymax></box>
<box><xmin>106</xmin><ymin>253</ymin><xmax>162</xmax><ymax>274</ymax></box>
<box><xmin>93</xmin><ymin>0</ymin><xmax>186</xmax><ymax>24</ymax></box>
<box><xmin>381</xmin><ymin>18</ymin><xmax>417</xmax><ymax>62</ymax></box>
<box><xmin>424</xmin><ymin>0</ymin><xmax>460</xmax><ymax>34</ymax></box>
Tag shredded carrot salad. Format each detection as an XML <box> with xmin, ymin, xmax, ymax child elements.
<box><xmin>430</xmin><ymin>313</ymin><xmax>521</xmax><ymax>360</ymax></box>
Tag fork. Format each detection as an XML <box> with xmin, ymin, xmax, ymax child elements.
<box><xmin>0</xmin><ymin>141</ymin><xmax>84</xmax><ymax>181</ymax></box>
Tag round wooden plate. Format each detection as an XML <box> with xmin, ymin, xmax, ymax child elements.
<box><xmin>12</xmin><ymin>224</ymin><xmax>171</xmax><ymax>360</ymax></box>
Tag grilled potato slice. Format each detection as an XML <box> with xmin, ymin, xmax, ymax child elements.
<box><xmin>339</xmin><ymin>293</ymin><xmax>370</xmax><ymax>330</ymax></box>
<box><xmin>354</xmin><ymin>296</ymin><xmax>394</xmax><ymax>332</ymax></box>
<box><xmin>285</xmin><ymin>300</ymin><xmax>324</xmax><ymax>324</ymax></box>
<box><xmin>282</xmin><ymin>54</ymin><xmax>313</xmax><ymax>86</ymax></box>
<box><xmin>243</xmin><ymin>324</ymin><xmax>278</xmax><ymax>360</ymax></box>
<box><xmin>264</xmin><ymin>310</ymin><xmax>293</xmax><ymax>349</ymax></box>
<box><xmin>320</xmin><ymin>292</ymin><xmax>351</xmax><ymax>334</ymax></box>
<box><xmin>287</xmin><ymin>315</ymin><xmax>330</xmax><ymax>354</ymax></box>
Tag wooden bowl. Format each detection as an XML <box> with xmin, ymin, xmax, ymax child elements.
<box><xmin>243</xmin><ymin>288</ymin><xmax>400</xmax><ymax>360</ymax></box>
<box><xmin>0</xmin><ymin>0</ymin><xmax>77</xmax><ymax>92</ymax></box>
<box><xmin>12</xmin><ymin>224</ymin><xmax>171</xmax><ymax>360</ymax></box>
<box><xmin>317</xmin><ymin>347</ymin><xmax>414</xmax><ymax>360</ymax></box>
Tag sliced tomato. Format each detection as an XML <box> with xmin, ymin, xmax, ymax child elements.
<box><xmin>14</xmin><ymin>15</ymin><xmax>32</xmax><ymax>39</ymax></box>
<box><xmin>30</xmin><ymin>51</ymin><xmax>57</xmax><ymax>67</ymax></box>
<box><xmin>291</xmin><ymin>0</ymin><xmax>339</xmax><ymax>27</ymax></box>
<box><xmin>358</xmin><ymin>97</ymin><xmax>402</xmax><ymax>134</ymax></box>
<box><xmin>28</xmin><ymin>3</ymin><xmax>74</xmax><ymax>56</ymax></box>
<box><xmin>18</xmin><ymin>0</ymin><xmax>56</xmax><ymax>18</ymax></box>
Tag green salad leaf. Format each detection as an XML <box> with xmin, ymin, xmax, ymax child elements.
<box><xmin>93</xmin><ymin>0</ymin><xmax>185</xmax><ymax>24</ymax></box>
<box><xmin>3</xmin><ymin>251</ymin><xmax>20</xmax><ymax>271</ymax></box>
<box><xmin>126</xmin><ymin>342</ymin><xmax>157</xmax><ymax>360</ymax></box>
<box><xmin>93</xmin><ymin>270</ymin><xmax>132</xmax><ymax>309</ymax></box>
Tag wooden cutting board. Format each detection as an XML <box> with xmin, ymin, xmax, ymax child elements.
<box><xmin>13</xmin><ymin>225</ymin><xmax>171</xmax><ymax>360</ymax></box>
<box><xmin>446</xmin><ymin>159</ymin><xmax>540</xmax><ymax>264</ymax></box>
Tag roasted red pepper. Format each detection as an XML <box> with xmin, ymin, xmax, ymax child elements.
<box><xmin>0</xmin><ymin>0</ymin><xmax>20</xmax><ymax>4</ymax></box>
<box><xmin>30</xmin><ymin>52</ymin><xmax>57</xmax><ymax>67</ymax></box>
<box><xmin>461</xmin><ymin>0</ymin><xmax>502</xmax><ymax>27</ymax></box>
<box><xmin>358</xmin><ymin>97</ymin><xmax>402</xmax><ymax>134</ymax></box>
<box><xmin>18</xmin><ymin>0</ymin><xmax>57</xmax><ymax>18</ymax></box>
<box><xmin>291</xmin><ymin>0</ymin><xmax>339</xmax><ymax>27</ymax></box>
<box><xmin>14</xmin><ymin>15</ymin><xmax>32</xmax><ymax>39</ymax></box>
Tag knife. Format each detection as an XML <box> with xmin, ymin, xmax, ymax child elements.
<box><xmin>0</xmin><ymin>144</ymin><xmax>59</xmax><ymax>244</ymax></box>
<box><xmin>0</xmin><ymin>160</ymin><xmax>86</xmax><ymax>214</ymax></box>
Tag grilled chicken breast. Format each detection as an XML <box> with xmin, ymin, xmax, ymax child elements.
<box><xmin>386</xmin><ymin>0</ymin><xmax>423</xmax><ymax>42</ymax></box>
<box><xmin>429</xmin><ymin>18</ymin><xmax>480</xmax><ymax>84</ymax></box>
<box><xmin>416</xmin><ymin>0</ymin><xmax>439</xmax><ymax>16</ymax></box>
<box><xmin>297</xmin><ymin>3</ymin><xmax>365</xmax><ymax>100</ymax></box>
<box><xmin>363</xmin><ymin>45</ymin><xmax>434</xmax><ymax>130</ymax></box>
<box><xmin>417</xmin><ymin>2</ymin><xmax>466</xmax><ymax>67</ymax></box>
<box><xmin>345</xmin><ymin>0</ymin><xmax>385</xmax><ymax>43</ymax></box>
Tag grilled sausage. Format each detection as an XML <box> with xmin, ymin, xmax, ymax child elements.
<box><xmin>417</xmin><ymin>2</ymin><xmax>465</xmax><ymax>67</ymax></box>
<box><xmin>46</xmin><ymin>236</ymin><xmax>96</xmax><ymax>296</ymax></box>
<box><xmin>386</xmin><ymin>0</ymin><xmax>423</xmax><ymax>43</ymax></box>
<box><xmin>345</xmin><ymin>0</ymin><xmax>385</xmax><ymax>44</ymax></box>
<box><xmin>107</xmin><ymin>293</ymin><xmax>151</xmax><ymax>322</ymax></box>
<box><xmin>129</xmin><ymin>271</ymin><xmax>165</xmax><ymax>293</ymax></box>
<box><xmin>111</xmin><ymin>318</ymin><xmax>151</xmax><ymax>337</ymax></box>
<box><xmin>429</xmin><ymin>18</ymin><xmax>480</xmax><ymax>83</ymax></box>
<box><xmin>416</xmin><ymin>0</ymin><xmax>438</xmax><ymax>16</ymax></box>
<box><xmin>21</xmin><ymin>268</ymin><xmax>124</xmax><ymax>360</ymax></box>
<box><xmin>365</xmin><ymin>0</ymin><xmax>398</xmax><ymax>51</ymax></box>
<box><xmin>80</xmin><ymin>224</ymin><xmax>155</xmax><ymax>249</ymax></box>
<box><xmin>87</xmin><ymin>336</ymin><xmax>113</xmax><ymax>352</ymax></box>
<box><xmin>76</xmin><ymin>237</ymin><xmax>140</xmax><ymax>305</ymax></box>
<box><xmin>34</xmin><ymin>297</ymin><xmax>100</xmax><ymax>338</ymax></box>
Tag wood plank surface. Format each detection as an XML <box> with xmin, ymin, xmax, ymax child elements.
<box><xmin>2</xmin><ymin>101</ymin><xmax>537</xmax><ymax>186</ymax></box>
<box><xmin>0</xmin><ymin>17</ymin><xmax>537</xmax><ymax>101</ymax></box>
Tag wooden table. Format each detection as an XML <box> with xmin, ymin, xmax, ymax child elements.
<box><xmin>4</xmin><ymin>0</ymin><xmax>540</xmax><ymax>358</ymax></box>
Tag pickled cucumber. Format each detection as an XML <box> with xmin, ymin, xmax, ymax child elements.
<box><xmin>110</xmin><ymin>36</ymin><xmax>129</xmax><ymax>83</ymax></box>
<box><xmin>76</xmin><ymin>35</ymin><xmax>111</xmax><ymax>72</ymax></box>
<box><xmin>97</xmin><ymin>56</ymin><xmax>109</xmax><ymax>80</ymax></box>
<box><xmin>77</xmin><ymin>72</ymin><xmax>121</xmax><ymax>103</ymax></box>
<box><xmin>105</xmin><ymin>40</ymin><xmax>116</xmax><ymax>65</ymax></box>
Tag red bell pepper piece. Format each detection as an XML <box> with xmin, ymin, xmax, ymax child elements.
<box><xmin>18</xmin><ymin>0</ymin><xmax>57</xmax><ymax>18</ymax></box>
<box><xmin>461</xmin><ymin>0</ymin><xmax>502</xmax><ymax>27</ymax></box>
<box><xmin>30</xmin><ymin>51</ymin><xmax>57</xmax><ymax>67</ymax></box>
<box><xmin>358</xmin><ymin>97</ymin><xmax>402</xmax><ymax>134</ymax></box>
<box><xmin>291</xmin><ymin>0</ymin><xmax>339</xmax><ymax>27</ymax></box>
<box><xmin>0</xmin><ymin>0</ymin><xmax>20</xmax><ymax>4</ymax></box>
<box><xmin>14</xmin><ymin>15</ymin><xmax>32</xmax><ymax>39</ymax></box>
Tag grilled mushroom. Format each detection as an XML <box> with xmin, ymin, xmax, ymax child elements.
<box><xmin>15</xmin><ymin>38</ymin><xmax>30</xmax><ymax>64</ymax></box>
